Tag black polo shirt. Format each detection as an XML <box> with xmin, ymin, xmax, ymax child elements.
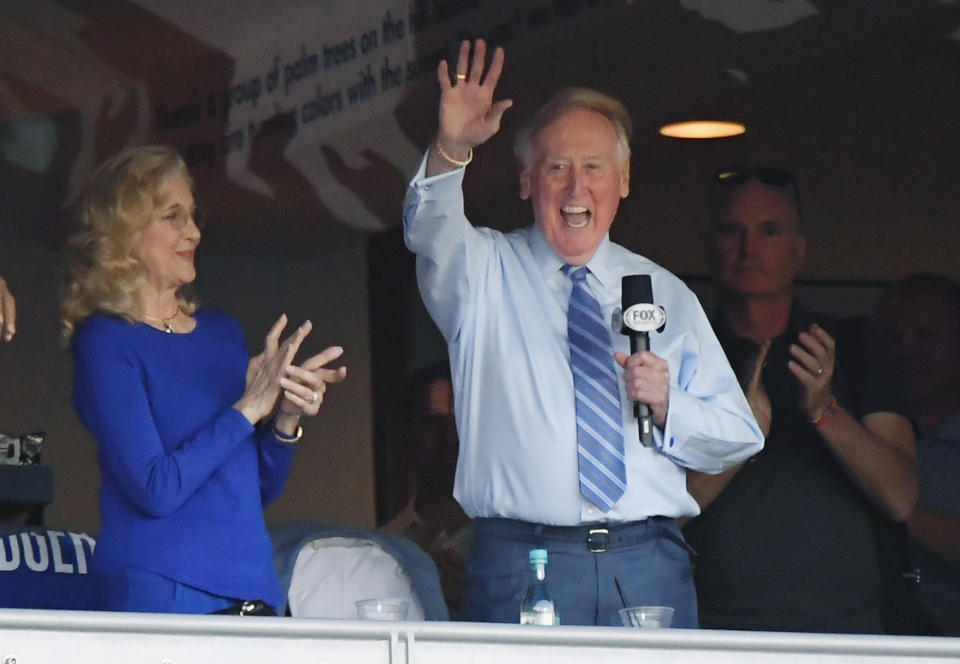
<box><xmin>683</xmin><ymin>303</ymin><xmax>904</xmax><ymax>633</ymax></box>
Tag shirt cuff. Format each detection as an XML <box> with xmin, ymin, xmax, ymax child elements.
<box><xmin>659</xmin><ymin>385</ymin><xmax>687</xmax><ymax>452</ymax></box>
<box><xmin>403</xmin><ymin>152</ymin><xmax>467</xmax><ymax>229</ymax></box>
<box><xmin>409</xmin><ymin>150</ymin><xmax>469</xmax><ymax>186</ymax></box>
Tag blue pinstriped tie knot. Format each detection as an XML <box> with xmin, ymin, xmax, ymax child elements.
<box><xmin>564</xmin><ymin>266</ymin><xmax>626</xmax><ymax>511</ymax></box>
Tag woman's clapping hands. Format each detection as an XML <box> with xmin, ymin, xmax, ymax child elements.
<box><xmin>235</xmin><ymin>315</ymin><xmax>345</xmax><ymax>428</ymax></box>
<box><xmin>278</xmin><ymin>344</ymin><xmax>347</xmax><ymax>418</ymax></box>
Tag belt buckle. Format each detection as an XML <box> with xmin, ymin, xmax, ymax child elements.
<box><xmin>587</xmin><ymin>528</ymin><xmax>610</xmax><ymax>553</ymax></box>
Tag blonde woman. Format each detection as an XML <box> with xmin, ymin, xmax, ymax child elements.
<box><xmin>63</xmin><ymin>145</ymin><xmax>346</xmax><ymax>614</ymax></box>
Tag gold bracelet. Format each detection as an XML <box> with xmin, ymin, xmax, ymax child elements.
<box><xmin>435</xmin><ymin>142</ymin><xmax>473</xmax><ymax>167</ymax></box>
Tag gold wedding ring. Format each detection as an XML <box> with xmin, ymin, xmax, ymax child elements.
<box><xmin>455</xmin><ymin>73</ymin><xmax>467</xmax><ymax>80</ymax></box>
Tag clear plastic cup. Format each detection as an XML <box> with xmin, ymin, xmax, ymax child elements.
<box><xmin>618</xmin><ymin>605</ymin><xmax>674</xmax><ymax>628</ymax></box>
<box><xmin>355</xmin><ymin>598</ymin><xmax>410</xmax><ymax>621</ymax></box>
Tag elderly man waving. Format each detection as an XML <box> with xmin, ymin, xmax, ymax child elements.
<box><xmin>403</xmin><ymin>39</ymin><xmax>762</xmax><ymax>627</ymax></box>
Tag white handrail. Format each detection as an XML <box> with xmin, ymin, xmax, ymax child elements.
<box><xmin>1</xmin><ymin>609</ymin><xmax>957</xmax><ymax>664</ymax></box>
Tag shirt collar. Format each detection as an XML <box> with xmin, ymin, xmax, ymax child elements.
<box><xmin>584</xmin><ymin>236</ymin><xmax>616</xmax><ymax>289</ymax></box>
<box><xmin>713</xmin><ymin>298</ymin><xmax>813</xmax><ymax>345</ymax></box>
<box><xmin>528</xmin><ymin>224</ymin><xmax>614</xmax><ymax>286</ymax></box>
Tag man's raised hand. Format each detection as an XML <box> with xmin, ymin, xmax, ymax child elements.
<box><xmin>429</xmin><ymin>39</ymin><xmax>513</xmax><ymax>176</ymax></box>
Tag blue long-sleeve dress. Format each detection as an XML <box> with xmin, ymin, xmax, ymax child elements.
<box><xmin>72</xmin><ymin>309</ymin><xmax>294</xmax><ymax>611</ymax></box>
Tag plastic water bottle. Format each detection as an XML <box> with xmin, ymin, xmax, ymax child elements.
<box><xmin>520</xmin><ymin>548</ymin><xmax>559</xmax><ymax>625</ymax></box>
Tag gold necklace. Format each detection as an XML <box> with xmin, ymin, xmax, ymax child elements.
<box><xmin>142</xmin><ymin>307</ymin><xmax>180</xmax><ymax>333</ymax></box>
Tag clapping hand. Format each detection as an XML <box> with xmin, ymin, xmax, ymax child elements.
<box><xmin>788</xmin><ymin>323</ymin><xmax>836</xmax><ymax>421</ymax></box>
<box><xmin>742</xmin><ymin>340</ymin><xmax>772</xmax><ymax>437</ymax></box>
<box><xmin>235</xmin><ymin>314</ymin><xmax>311</xmax><ymax>425</ymax></box>
<box><xmin>278</xmin><ymin>345</ymin><xmax>348</xmax><ymax>419</ymax></box>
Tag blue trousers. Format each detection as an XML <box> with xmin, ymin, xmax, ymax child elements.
<box><xmin>95</xmin><ymin>567</ymin><xmax>242</xmax><ymax>614</ymax></box>
<box><xmin>462</xmin><ymin>517</ymin><xmax>698</xmax><ymax>627</ymax></box>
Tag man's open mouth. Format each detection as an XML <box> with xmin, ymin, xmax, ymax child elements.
<box><xmin>560</xmin><ymin>206</ymin><xmax>591</xmax><ymax>228</ymax></box>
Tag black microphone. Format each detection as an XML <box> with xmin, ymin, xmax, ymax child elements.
<box><xmin>620</xmin><ymin>275</ymin><xmax>666</xmax><ymax>447</ymax></box>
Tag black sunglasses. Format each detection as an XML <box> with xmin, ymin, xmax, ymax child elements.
<box><xmin>714</xmin><ymin>166</ymin><xmax>795</xmax><ymax>188</ymax></box>
<box><xmin>712</xmin><ymin>166</ymin><xmax>802</xmax><ymax>220</ymax></box>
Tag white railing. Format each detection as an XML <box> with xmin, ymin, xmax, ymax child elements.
<box><xmin>1</xmin><ymin>609</ymin><xmax>958</xmax><ymax>664</ymax></box>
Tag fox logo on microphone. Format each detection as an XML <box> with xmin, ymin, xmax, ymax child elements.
<box><xmin>622</xmin><ymin>303</ymin><xmax>666</xmax><ymax>333</ymax></box>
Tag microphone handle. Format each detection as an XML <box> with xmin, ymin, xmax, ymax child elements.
<box><xmin>629</xmin><ymin>332</ymin><xmax>655</xmax><ymax>447</ymax></box>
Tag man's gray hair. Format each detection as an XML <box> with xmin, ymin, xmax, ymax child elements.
<box><xmin>513</xmin><ymin>87</ymin><xmax>633</xmax><ymax>170</ymax></box>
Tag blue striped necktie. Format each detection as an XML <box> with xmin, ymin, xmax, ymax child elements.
<box><xmin>565</xmin><ymin>266</ymin><xmax>627</xmax><ymax>511</ymax></box>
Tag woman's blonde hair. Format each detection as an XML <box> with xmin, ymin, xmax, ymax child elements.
<box><xmin>61</xmin><ymin>145</ymin><xmax>198</xmax><ymax>342</ymax></box>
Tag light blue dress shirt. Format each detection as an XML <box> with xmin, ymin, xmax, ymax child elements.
<box><xmin>403</xmin><ymin>158</ymin><xmax>762</xmax><ymax>526</ymax></box>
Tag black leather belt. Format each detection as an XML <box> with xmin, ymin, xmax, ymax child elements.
<box><xmin>476</xmin><ymin>517</ymin><xmax>673</xmax><ymax>553</ymax></box>
<box><xmin>586</xmin><ymin>528</ymin><xmax>611</xmax><ymax>553</ymax></box>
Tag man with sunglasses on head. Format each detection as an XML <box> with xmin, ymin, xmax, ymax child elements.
<box><xmin>682</xmin><ymin>167</ymin><xmax>918</xmax><ymax>633</ymax></box>
<box><xmin>403</xmin><ymin>39</ymin><xmax>763</xmax><ymax>627</ymax></box>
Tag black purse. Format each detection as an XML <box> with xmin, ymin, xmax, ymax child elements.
<box><xmin>210</xmin><ymin>599</ymin><xmax>276</xmax><ymax>616</ymax></box>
